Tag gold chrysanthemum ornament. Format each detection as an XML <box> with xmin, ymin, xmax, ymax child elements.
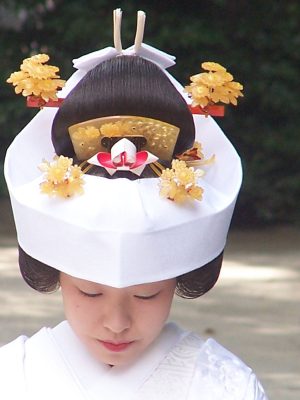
<box><xmin>159</xmin><ymin>159</ymin><xmax>204</xmax><ymax>203</ymax></box>
<box><xmin>185</xmin><ymin>61</ymin><xmax>243</xmax><ymax>108</ymax></box>
<box><xmin>7</xmin><ymin>54</ymin><xmax>65</xmax><ymax>101</ymax></box>
<box><xmin>39</xmin><ymin>156</ymin><xmax>84</xmax><ymax>198</ymax></box>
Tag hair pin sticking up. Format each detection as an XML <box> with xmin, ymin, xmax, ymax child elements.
<box><xmin>113</xmin><ymin>8</ymin><xmax>123</xmax><ymax>54</ymax></box>
<box><xmin>134</xmin><ymin>10</ymin><xmax>146</xmax><ymax>54</ymax></box>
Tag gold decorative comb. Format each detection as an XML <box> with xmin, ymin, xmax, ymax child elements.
<box><xmin>68</xmin><ymin>115</ymin><xmax>180</xmax><ymax>161</ymax></box>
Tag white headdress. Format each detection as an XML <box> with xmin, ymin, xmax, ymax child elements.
<box><xmin>5</xmin><ymin>9</ymin><xmax>242</xmax><ymax>287</ymax></box>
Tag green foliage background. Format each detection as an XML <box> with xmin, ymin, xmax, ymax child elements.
<box><xmin>0</xmin><ymin>0</ymin><xmax>299</xmax><ymax>226</ymax></box>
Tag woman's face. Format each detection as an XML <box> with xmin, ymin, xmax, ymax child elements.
<box><xmin>60</xmin><ymin>273</ymin><xmax>176</xmax><ymax>366</ymax></box>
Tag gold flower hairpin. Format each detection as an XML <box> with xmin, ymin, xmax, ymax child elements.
<box><xmin>185</xmin><ymin>61</ymin><xmax>243</xmax><ymax>116</ymax></box>
<box><xmin>39</xmin><ymin>156</ymin><xmax>84</xmax><ymax>198</ymax></box>
<box><xmin>159</xmin><ymin>159</ymin><xmax>204</xmax><ymax>203</ymax></box>
<box><xmin>7</xmin><ymin>54</ymin><xmax>65</xmax><ymax>107</ymax></box>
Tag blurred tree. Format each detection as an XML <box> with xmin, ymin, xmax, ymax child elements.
<box><xmin>0</xmin><ymin>0</ymin><xmax>299</xmax><ymax>225</ymax></box>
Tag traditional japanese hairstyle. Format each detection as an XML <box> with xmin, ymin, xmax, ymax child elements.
<box><xmin>5</xmin><ymin>9</ymin><xmax>242</xmax><ymax>292</ymax></box>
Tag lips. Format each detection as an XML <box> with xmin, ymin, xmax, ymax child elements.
<box><xmin>99</xmin><ymin>340</ymin><xmax>134</xmax><ymax>352</ymax></box>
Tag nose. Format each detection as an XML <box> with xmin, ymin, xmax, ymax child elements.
<box><xmin>102</xmin><ymin>302</ymin><xmax>131</xmax><ymax>334</ymax></box>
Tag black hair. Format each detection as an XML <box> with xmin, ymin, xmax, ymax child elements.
<box><xmin>19</xmin><ymin>246</ymin><xmax>60</xmax><ymax>293</ymax></box>
<box><xmin>52</xmin><ymin>56</ymin><xmax>195</xmax><ymax>166</ymax></box>
<box><xmin>18</xmin><ymin>245</ymin><xmax>222</xmax><ymax>298</ymax></box>
<box><xmin>175</xmin><ymin>253</ymin><xmax>223</xmax><ymax>299</ymax></box>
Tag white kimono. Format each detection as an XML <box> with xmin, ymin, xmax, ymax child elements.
<box><xmin>0</xmin><ymin>321</ymin><xmax>267</xmax><ymax>399</ymax></box>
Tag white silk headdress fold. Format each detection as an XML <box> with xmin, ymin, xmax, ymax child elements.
<box><xmin>4</xmin><ymin>9</ymin><xmax>242</xmax><ymax>287</ymax></box>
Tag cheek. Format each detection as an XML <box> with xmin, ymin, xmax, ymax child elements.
<box><xmin>138</xmin><ymin>297</ymin><xmax>173</xmax><ymax>332</ymax></box>
<box><xmin>62</xmin><ymin>292</ymin><xmax>95</xmax><ymax>332</ymax></box>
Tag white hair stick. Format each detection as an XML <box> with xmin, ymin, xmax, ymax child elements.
<box><xmin>134</xmin><ymin>10</ymin><xmax>146</xmax><ymax>54</ymax></box>
<box><xmin>113</xmin><ymin>8</ymin><xmax>123</xmax><ymax>53</ymax></box>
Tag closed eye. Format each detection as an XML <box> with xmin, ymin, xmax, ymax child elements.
<box><xmin>79</xmin><ymin>290</ymin><xmax>103</xmax><ymax>298</ymax></box>
<box><xmin>134</xmin><ymin>291</ymin><xmax>160</xmax><ymax>300</ymax></box>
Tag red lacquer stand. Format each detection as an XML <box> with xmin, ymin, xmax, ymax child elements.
<box><xmin>27</xmin><ymin>96</ymin><xmax>64</xmax><ymax>108</ymax></box>
<box><xmin>189</xmin><ymin>105</ymin><xmax>225</xmax><ymax>117</ymax></box>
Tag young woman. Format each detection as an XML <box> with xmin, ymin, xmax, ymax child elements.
<box><xmin>1</xmin><ymin>9</ymin><xmax>267</xmax><ymax>399</ymax></box>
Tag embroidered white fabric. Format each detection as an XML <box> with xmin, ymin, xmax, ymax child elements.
<box><xmin>134</xmin><ymin>333</ymin><xmax>268</xmax><ymax>400</ymax></box>
<box><xmin>0</xmin><ymin>322</ymin><xmax>268</xmax><ymax>399</ymax></box>
<box><xmin>189</xmin><ymin>338</ymin><xmax>268</xmax><ymax>399</ymax></box>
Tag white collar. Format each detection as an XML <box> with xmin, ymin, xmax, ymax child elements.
<box><xmin>50</xmin><ymin>321</ymin><xmax>186</xmax><ymax>399</ymax></box>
